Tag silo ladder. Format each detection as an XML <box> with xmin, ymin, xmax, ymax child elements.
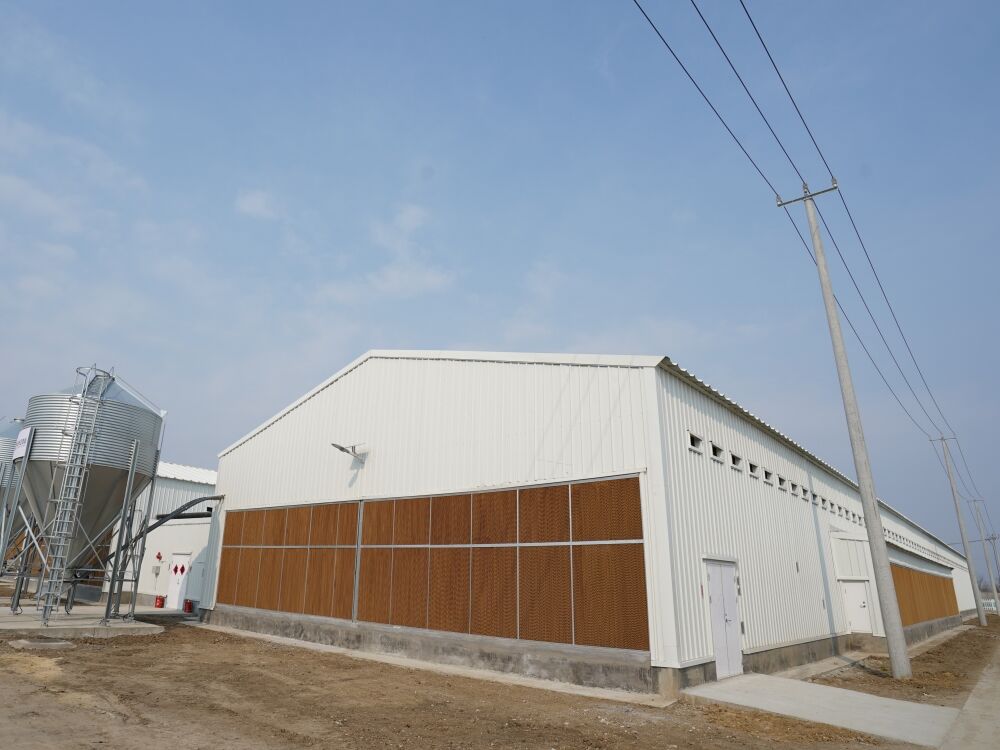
<box><xmin>37</xmin><ymin>387</ymin><xmax>103</xmax><ymax>624</ymax></box>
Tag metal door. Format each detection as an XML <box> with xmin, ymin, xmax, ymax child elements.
<box><xmin>842</xmin><ymin>580</ymin><xmax>873</xmax><ymax>633</ymax></box>
<box><xmin>706</xmin><ymin>560</ymin><xmax>743</xmax><ymax>679</ymax></box>
<box><xmin>166</xmin><ymin>553</ymin><xmax>191</xmax><ymax>609</ymax></box>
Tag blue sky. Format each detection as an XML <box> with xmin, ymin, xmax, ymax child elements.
<box><xmin>1</xmin><ymin>1</ymin><xmax>997</xmax><ymax>570</ymax></box>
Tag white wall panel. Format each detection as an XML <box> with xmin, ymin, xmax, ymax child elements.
<box><xmin>654</xmin><ymin>367</ymin><xmax>968</xmax><ymax>664</ymax></box>
<box><xmin>217</xmin><ymin>356</ymin><xmax>651</xmax><ymax>507</ymax></box>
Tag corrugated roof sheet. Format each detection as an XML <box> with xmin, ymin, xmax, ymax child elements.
<box><xmin>157</xmin><ymin>460</ymin><xmax>217</xmax><ymax>486</ymax></box>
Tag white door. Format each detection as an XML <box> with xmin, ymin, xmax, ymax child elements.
<box><xmin>166</xmin><ymin>553</ymin><xmax>191</xmax><ymax>609</ymax></box>
<box><xmin>706</xmin><ymin>560</ymin><xmax>743</xmax><ymax>680</ymax></box>
<box><xmin>842</xmin><ymin>581</ymin><xmax>873</xmax><ymax>633</ymax></box>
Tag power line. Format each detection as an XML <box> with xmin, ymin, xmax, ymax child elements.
<box><xmin>688</xmin><ymin>0</ymin><xmax>946</xmax><ymax>438</ymax></box>
<box><xmin>955</xmin><ymin>438</ymin><xmax>985</xmax><ymax>498</ymax></box>
<box><xmin>628</xmin><ymin>0</ymin><xmax>779</xmax><ymax>196</ymax></box>
<box><xmin>687</xmin><ymin>0</ymin><xmax>804</xmax><ymax>184</ymax></box>
<box><xmin>737</xmin><ymin>0</ymin><xmax>988</xmax><ymax>505</ymax></box>
<box><xmin>630</xmin><ymin>0</ymin><xmax>940</xmax><ymax>445</ymax></box>
<box><xmin>781</xmin><ymin>208</ymin><xmax>933</xmax><ymax>440</ymax></box>
<box><xmin>812</xmin><ymin>202</ymin><xmax>944</xmax><ymax>435</ymax></box>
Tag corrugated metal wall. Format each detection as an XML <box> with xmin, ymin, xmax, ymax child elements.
<box><xmin>138</xmin><ymin>477</ymin><xmax>216</xmax><ymax>518</ymax></box>
<box><xmin>207</xmin><ymin>354</ymin><xmax>672</xmax><ymax>659</ymax></box>
<box><xmin>654</xmin><ymin>367</ymin><xmax>970</xmax><ymax>666</ymax></box>
<box><xmin>217</xmin><ymin>356</ymin><xmax>650</xmax><ymax>505</ymax></box>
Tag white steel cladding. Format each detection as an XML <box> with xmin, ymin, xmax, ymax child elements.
<box><xmin>653</xmin><ymin>364</ymin><xmax>969</xmax><ymax>666</ymax></box>
<box><xmin>217</xmin><ymin>353</ymin><xmax>655</xmax><ymax>506</ymax></box>
<box><xmin>210</xmin><ymin>351</ymin><xmax>676</xmax><ymax>662</ymax></box>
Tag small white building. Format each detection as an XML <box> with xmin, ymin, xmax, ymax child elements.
<box><xmin>134</xmin><ymin>462</ymin><xmax>218</xmax><ymax>608</ymax></box>
<box><xmin>202</xmin><ymin>350</ymin><xmax>973</xmax><ymax>694</ymax></box>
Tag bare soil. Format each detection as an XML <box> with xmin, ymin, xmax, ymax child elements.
<box><xmin>0</xmin><ymin>614</ymin><xmax>915</xmax><ymax>750</ymax></box>
<box><xmin>812</xmin><ymin>615</ymin><xmax>1000</xmax><ymax>707</ymax></box>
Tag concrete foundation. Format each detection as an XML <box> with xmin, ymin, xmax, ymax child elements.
<box><xmin>206</xmin><ymin>605</ymin><xmax>659</xmax><ymax>694</ymax></box>
<box><xmin>0</xmin><ymin>602</ymin><xmax>164</xmax><ymax>639</ymax></box>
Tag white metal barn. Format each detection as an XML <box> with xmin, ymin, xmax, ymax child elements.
<box><xmin>130</xmin><ymin>462</ymin><xmax>218</xmax><ymax>609</ymax></box>
<box><xmin>203</xmin><ymin>350</ymin><xmax>973</xmax><ymax>694</ymax></box>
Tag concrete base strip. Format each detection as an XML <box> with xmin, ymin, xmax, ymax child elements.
<box><xmin>683</xmin><ymin>673</ymin><xmax>958</xmax><ymax>747</ymax></box>
<box><xmin>939</xmin><ymin>647</ymin><xmax>1000</xmax><ymax>750</ymax></box>
<box><xmin>188</xmin><ymin>622</ymin><xmax>674</xmax><ymax>708</ymax></box>
<box><xmin>0</xmin><ymin>603</ymin><xmax>164</xmax><ymax>639</ymax></box>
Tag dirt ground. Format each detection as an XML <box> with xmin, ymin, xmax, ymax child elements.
<box><xmin>813</xmin><ymin>615</ymin><xmax>1000</xmax><ymax>707</ymax></box>
<box><xmin>0</xmin><ymin>614</ymin><xmax>916</xmax><ymax>750</ymax></box>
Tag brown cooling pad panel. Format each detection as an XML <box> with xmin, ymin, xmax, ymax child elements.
<box><xmin>234</xmin><ymin>548</ymin><xmax>262</xmax><ymax>608</ymax></box>
<box><xmin>216</xmin><ymin>547</ymin><xmax>240</xmax><ymax>604</ymax></box>
<box><xmin>310</xmin><ymin>503</ymin><xmax>339</xmax><ymax>546</ymax></box>
<box><xmin>472</xmin><ymin>491</ymin><xmax>517</xmax><ymax>544</ymax></box>
<box><xmin>304</xmin><ymin>548</ymin><xmax>336</xmax><ymax>617</ymax></box>
<box><xmin>571</xmin><ymin>477</ymin><xmax>643</xmax><ymax>542</ymax></box>
<box><xmin>362</xmin><ymin>500</ymin><xmax>394</xmax><ymax>545</ymax></box>
<box><xmin>393</xmin><ymin>498</ymin><xmax>430</xmax><ymax>545</ymax></box>
<box><xmin>390</xmin><ymin>547</ymin><xmax>429</xmax><ymax>628</ymax></box>
<box><xmin>470</xmin><ymin>546</ymin><xmax>517</xmax><ymax>639</ymax></box>
<box><xmin>256</xmin><ymin>548</ymin><xmax>284</xmax><ymax>611</ymax></box>
<box><xmin>284</xmin><ymin>506</ymin><xmax>312</xmax><ymax>546</ymax></box>
<box><xmin>518</xmin><ymin>485</ymin><xmax>570</xmax><ymax>543</ymax></box>
<box><xmin>431</xmin><ymin>494</ymin><xmax>471</xmax><ymax>545</ymax></box>
<box><xmin>241</xmin><ymin>510</ymin><xmax>266</xmax><ymax>547</ymax></box>
<box><xmin>337</xmin><ymin>502</ymin><xmax>359</xmax><ymax>546</ymax></box>
<box><xmin>278</xmin><ymin>549</ymin><xmax>308</xmax><ymax>613</ymax></box>
<box><xmin>428</xmin><ymin>547</ymin><xmax>471</xmax><ymax>633</ymax></box>
<box><xmin>891</xmin><ymin>564</ymin><xmax>958</xmax><ymax>627</ymax></box>
<box><xmin>262</xmin><ymin>508</ymin><xmax>288</xmax><ymax>546</ymax></box>
<box><xmin>332</xmin><ymin>548</ymin><xmax>356</xmax><ymax>619</ymax></box>
<box><xmin>222</xmin><ymin>511</ymin><xmax>244</xmax><ymax>547</ymax></box>
<box><xmin>357</xmin><ymin>548</ymin><xmax>392</xmax><ymax>623</ymax></box>
<box><xmin>518</xmin><ymin>545</ymin><xmax>572</xmax><ymax>644</ymax></box>
<box><xmin>572</xmin><ymin>543</ymin><xmax>649</xmax><ymax>650</ymax></box>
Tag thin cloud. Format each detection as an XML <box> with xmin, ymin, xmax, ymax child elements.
<box><xmin>0</xmin><ymin>112</ymin><xmax>145</xmax><ymax>192</ymax></box>
<box><xmin>318</xmin><ymin>204</ymin><xmax>454</xmax><ymax>304</ymax></box>
<box><xmin>235</xmin><ymin>189</ymin><xmax>282</xmax><ymax>220</ymax></box>
<box><xmin>0</xmin><ymin>13</ymin><xmax>140</xmax><ymax>129</ymax></box>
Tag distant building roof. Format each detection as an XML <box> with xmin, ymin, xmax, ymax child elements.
<box><xmin>157</xmin><ymin>461</ymin><xmax>217</xmax><ymax>486</ymax></box>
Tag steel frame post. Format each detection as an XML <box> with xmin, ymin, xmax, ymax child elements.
<box><xmin>103</xmin><ymin>441</ymin><xmax>139</xmax><ymax>622</ymax></box>
<box><xmin>128</xmin><ymin>448</ymin><xmax>160</xmax><ymax>621</ymax></box>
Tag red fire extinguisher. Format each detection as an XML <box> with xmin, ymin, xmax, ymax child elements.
<box><xmin>183</xmin><ymin>599</ymin><xmax>194</xmax><ymax>614</ymax></box>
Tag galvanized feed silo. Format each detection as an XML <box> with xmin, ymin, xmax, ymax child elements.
<box><xmin>0</xmin><ymin>419</ymin><xmax>27</xmax><ymax>566</ymax></box>
<box><xmin>0</xmin><ymin>418</ymin><xmax>22</xmax><ymax>490</ymax></box>
<box><xmin>17</xmin><ymin>368</ymin><xmax>164</xmax><ymax>617</ymax></box>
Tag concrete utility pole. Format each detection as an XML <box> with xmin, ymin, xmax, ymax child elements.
<box><xmin>778</xmin><ymin>182</ymin><xmax>911</xmax><ymax>679</ymax></box>
<box><xmin>940</xmin><ymin>438</ymin><xmax>987</xmax><ymax>625</ymax></box>
<box><xmin>971</xmin><ymin>498</ymin><xmax>998</xmax><ymax>618</ymax></box>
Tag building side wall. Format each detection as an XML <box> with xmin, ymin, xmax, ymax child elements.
<box><xmin>655</xmin><ymin>367</ymin><xmax>969</xmax><ymax>666</ymax></box>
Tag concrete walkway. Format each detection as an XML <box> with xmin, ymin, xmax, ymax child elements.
<box><xmin>683</xmin><ymin>672</ymin><xmax>958</xmax><ymax>747</ymax></box>
<box><xmin>939</xmin><ymin>647</ymin><xmax>1000</xmax><ymax>749</ymax></box>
